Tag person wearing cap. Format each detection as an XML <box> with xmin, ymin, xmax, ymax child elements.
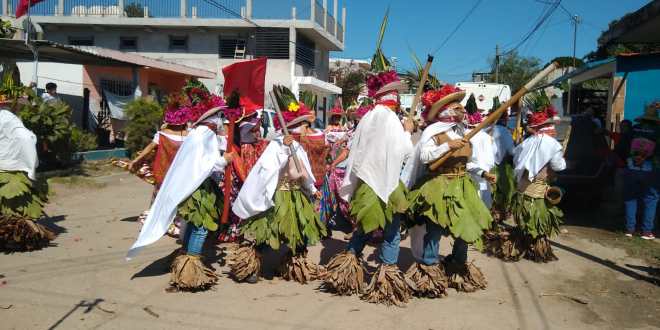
<box><xmin>322</xmin><ymin>68</ymin><xmax>415</xmax><ymax>306</ymax></box>
<box><xmin>0</xmin><ymin>86</ymin><xmax>54</xmax><ymax>252</ymax></box>
<box><xmin>230</xmin><ymin>85</ymin><xmax>326</xmax><ymax>285</ymax></box>
<box><xmin>237</xmin><ymin>96</ymin><xmax>268</xmax><ymax>175</ymax></box>
<box><xmin>623</xmin><ymin>102</ymin><xmax>660</xmax><ymax>240</ymax></box>
<box><xmin>126</xmin><ymin>93</ymin><xmax>235</xmax><ymax>292</ymax></box>
<box><xmin>403</xmin><ymin>85</ymin><xmax>491</xmax><ymax>296</ymax></box>
<box><xmin>291</xmin><ymin>110</ymin><xmax>329</xmax><ymax>189</ymax></box>
<box><xmin>510</xmin><ymin>91</ymin><xmax>566</xmax><ymax>262</ymax></box>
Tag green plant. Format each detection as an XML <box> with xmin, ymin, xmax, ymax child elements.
<box><xmin>70</xmin><ymin>127</ymin><xmax>98</xmax><ymax>152</ymax></box>
<box><xmin>124</xmin><ymin>2</ymin><xmax>145</xmax><ymax>17</ymax></box>
<box><xmin>0</xmin><ymin>18</ymin><xmax>15</xmax><ymax>39</ymax></box>
<box><xmin>18</xmin><ymin>93</ymin><xmax>75</xmax><ymax>165</ymax></box>
<box><xmin>299</xmin><ymin>90</ymin><xmax>317</xmax><ymax>110</ymax></box>
<box><xmin>124</xmin><ymin>97</ymin><xmax>163</xmax><ymax>155</ymax></box>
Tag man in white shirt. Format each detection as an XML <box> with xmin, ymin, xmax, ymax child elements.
<box><xmin>41</xmin><ymin>82</ymin><xmax>60</xmax><ymax>103</ymax></box>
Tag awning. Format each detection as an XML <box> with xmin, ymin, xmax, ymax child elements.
<box><xmin>543</xmin><ymin>58</ymin><xmax>617</xmax><ymax>87</ymax></box>
<box><xmin>598</xmin><ymin>1</ymin><xmax>660</xmax><ymax>45</ymax></box>
<box><xmin>295</xmin><ymin>76</ymin><xmax>342</xmax><ymax>95</ymax></box>
<box><xmin>0</xmin><ymin>38</ymin><xmax>215</xmax><ymax>79</ymax></box>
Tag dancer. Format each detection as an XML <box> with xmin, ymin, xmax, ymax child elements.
<box><xmin>127</xmin><ymin>104</ymin><xmax>234</xmax><ymax>292</ymax></box>
<box><xmin>0</xmin><ymin>88</ymin><xmax>53</xmax><ymax>252</ymax></box>
<box><xmin>320</xmin><ymin>104</ymin><xmax>348</xmax><ymax>227</ymax></box>
<box><xmin>322</xmin><ymin>68</ymin><xmax>414</xmax><ymax>305</ymax></box>
<box><xmin>230</xmin><ymin>86</ymin><xmax>326</xmax><ymax>285</ymax></box>
<box><xmin>511</xmin><ymin>91</ymin><xmax>566</xmax><ymax>262</ymax></box>
<box><xmin>404</xmin><ymin>85</ymin><xmax>491</xmax><ymax>296</ymax></box>
<box><xmin>488</xmin><ymin>97</ymin><xmax>516</xmax><ymax>221</ymax></box>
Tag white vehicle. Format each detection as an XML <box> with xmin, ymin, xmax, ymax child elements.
<box><xmin>455</xmin><ymin>82</ymin><xmax>511</xmax><ymax>114</ymax></box>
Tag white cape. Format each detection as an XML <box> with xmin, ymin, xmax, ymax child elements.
<box><xmin>490</xmin><ymin>125</ymin><xmax>514</xmax><ymax>165</ymax></box>
<box><xmin>401</xmin><ymin>121</ymin><xmax>455</xmax><ymax>189</ymax></box>
<box><xmin>513</xmin><ymin>134</ymin><xmax>563</xmax><ymax>181</ymax></box>
<box><xmin>0</xmin><ymin>110</ymin><xmax>38</xmax><ymax>180</ymax></box>
<box><xmin>126</xmin><ymin>126</ymin><xmax>227</xmax><ymax>260</ymax></box>
<box><xmin>467</xmin><ymin>129</ymin><xmax>496</xmax><ymax>192</ymax></box>
<box><xmin>232</xmin><ymin>137</ymin><xmax>315</xmax><ymax>220</ymax></box>
<box><xmin>340</xmin><ymin>105</ymin><xmax>413</xmax><ymax>202</ymax></box>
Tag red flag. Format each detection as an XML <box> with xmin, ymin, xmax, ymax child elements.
<box><xmin>16</xmin><ymin>0</ymin><xmax>45</xmax><ymax>18</ymax></box>
<box><xmin>222</xmin><ymin>57</ymin><xmax>267</xmax><ymax>107</ymax></box>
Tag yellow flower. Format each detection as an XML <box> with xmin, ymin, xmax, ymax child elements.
<box><xmin>288</xmin><ymin>102</ymin><xmax>300</xmax><ymax>112</ymax></box>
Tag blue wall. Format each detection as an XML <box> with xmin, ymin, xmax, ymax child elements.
<box><xmin>616</xmin><ymin>54</ymin><xmax>660</xmax><ymax>121</ymax></box>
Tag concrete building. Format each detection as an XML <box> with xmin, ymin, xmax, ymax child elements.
<box><xmin>2</xmin><ymin>0</ymin><xmax>345</xmax><ymax>122</ymax></box>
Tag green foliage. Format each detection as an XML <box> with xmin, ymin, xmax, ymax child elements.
<box><xmin>370</xmin><ymin>8</ymin><xmax>391</xmax><ymax>72</ymax></box>
<box><xmin>335</xmin><ymin>70</ymin><xmax>366</xmax><ymax>110</ymax></box>
<box><xmin>351</xmin><ymin>182</ymin><xmax>408</xmax><ymax>234</ymax></box>
<box><xmin>18</xmin><ymin>93</ymin><xmax>75</xmax><ymax>165</ymax></box>
<box><xmin>0</xmin><ymin>18</ymin><xmax>15</xmax><ymax>39</ymax></box>
<box><xmin>0</xmin><ymin>171</ymin><xmax>46</xmax><ymax>219</ymax></box>
<box><xmin>524</xmin><ymin>90</ymin><xmax>551</xmax><ymax>112</ymax></box>
<box><xmin>408</xmin><ymin>175</ymin><xmax>491</xmax><ymax>247</ymax></box>
<box><xmin>402</xmin><ymin>50</ymin><xmax>442</xmax><ymax>92</ymax></box>
<box><xmin>299</xmin><ymin>90</ymin><xmax>317</xmax><ymax>110</ymax></box>
<box><xmin>70</xmin><ymin>127</ymin><xmax>98</xmax><ymax>152</ymax></box>
<box><xmin>490</xmin><ymin>96</ymin><xmax>501</xmax><ymax>113</ymax></box>
<box><xmin>488</xmin><ymin>51</ymin><xmax>542</xmax><ymax>92</ymax></box>
<box><xmin>272</xmin><ymin>85</ymin><xmax>299</xmax><ymax>111</ymax></box>
<box><xmin>177</xmin><ymin>179</ymin><xmax>221</xmax><ymax>232</ymax></box>
<box><xmin>240</xmin><ymin>190</ymin><xmax>325</xmax><ymax>250</ymax></box>
<box><xmin>124</xmin><ymin>2</ymin><xmax>145</xmax><ymax>17</ymax></box>
<box><xmin>124</xmin><ymin>97</ymin><xmax>163</xmax><ymax>155</ymax></box>
<box><xmin>512</xmin><ymin>193</ymin><xmax>563</xmax><ymax>239</ymax></box>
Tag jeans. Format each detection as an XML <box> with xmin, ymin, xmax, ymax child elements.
<box><xmin>347</xmin><ymin>214</ymin><xmax>402</xmax><ymax>265</ymax></box>
<box><xmin>419</xmin><ymin>221</ymin><xmax>468</xmax><ymax>265</ymax></box>
<box><xmin>182</xmin><ymin>224</ymin><xmax>208</xmax><ymax>256</ymax></box>
<box><xmin>623</xmin><ymin>169</ymin><xmax>658</xmax><ymax>233</ymax></box>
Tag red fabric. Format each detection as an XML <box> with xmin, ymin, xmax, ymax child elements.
<box><xmin>293</xmin><ymin>132</ymin><xmax>329</xmax><ymax>188</ymax></box>
<box><xmin>152</xmin><ymin>135</ymin><xmax>183</xmax><ymax>187</ymax></box>
<box><xmin>16</xmin><ymin>0</ymin><xmax>44</xmax><ymax>18</ymax></box>
<box><xmin>241</xmin><ymin>140</ymin><xmax>268</xmax><ymax>175</ymax></box>
<box><xmin>222</xmin><ymin>58</ymin><xmax>267</xmax><ymax>107</ymax></box>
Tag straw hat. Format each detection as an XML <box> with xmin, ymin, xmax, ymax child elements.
<box><xmin>636</xmin><ymin>102</ymin><xmax>660</xmax><ymax>122</ymax></box>
<box><xmin>422</xmin><ymin>85</ymin><xmax>466</xmax><ymax>122</ymax></box>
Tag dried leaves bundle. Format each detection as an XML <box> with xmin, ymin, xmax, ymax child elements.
<box><xmin>405</xmin><ymin>263</ymin><xmax>449</xmax><ymax>298</ymax></box>
<box><xmin>445</xmin><ymin>261</ymin><xmax>487</xmax><ymax>293</ymax></box>
<box><xmin>320</xmin><ymin>252</ymin><xmax>366</xmax><ymax>296</ymax></box>
<box><xmin>0</xmin><ymin>215</ymin><xmax>54</xmax><ymax>251</ymax></box>
<box><xmin>229</xmin><ymin>244</ymin><xmax>261</xmax><ymax>282</ymax></box>
<box><xmin>362</xmin><ymin>264</ymin><xmax>412</xmax><ymax>307</ymax></box>
<box><xmin>280</xmin><ymin>251</ymin><xmax>324</xmax><ymax>284</ymax></box>
<box><xmin>169</xmin><ymin>254</ymin><xmax>218</xmax><ymax>291</ymax></box>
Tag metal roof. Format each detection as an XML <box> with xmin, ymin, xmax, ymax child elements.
<box><xmin>0</xmin><ymin>38</ymin><xmax>216</xmax><ymax>79</ymax></box>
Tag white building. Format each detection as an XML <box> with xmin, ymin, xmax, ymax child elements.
<box><xmin>2</xmin><ymin>0</ymin><xmax>345</xmax><ymax>122</ymax></box>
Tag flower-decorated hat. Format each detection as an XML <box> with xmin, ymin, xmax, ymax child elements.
<box><xmin>272</xmin><ymin>85</ymin><xmax>314</xmax><ymax>130</ymax></box>
<box><xmin>524</xmin><ymin>91</ymin><xmax>557</xmax><ymax>128</ymax></box>
<box><xmin>166</xmin><ymin>79</ymin><xmax>225</xmax><ymax>125</ymax></box>
<box><xmin>464</xmin><ymin>93</ymin><xmax>484</xmax><ymax>127</ymax></box>
<box><xmin>421</xmin><ymin>84</ymin><xmax>467</xmax><ymax>123</ymax></box>
<box><xmin>330</xmin><ymin>99</ymin><xmax>344</xmax><ymax>117</ymax></box>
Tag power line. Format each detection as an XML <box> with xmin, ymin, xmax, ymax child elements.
<box><xmin>431</xmin><ymin>0</ymin><xmax>484</xmax><ymax>55</ymax></box>
<box><xmin>503</xmin><ymin>0</ymin><xmax>561</xmax><ymax>55</ymax></box>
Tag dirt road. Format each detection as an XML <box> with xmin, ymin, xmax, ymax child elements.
<box><xmin>1</xmin><ymin>171</ymin><xmax>658</xmax><ymax>330</ymax></box>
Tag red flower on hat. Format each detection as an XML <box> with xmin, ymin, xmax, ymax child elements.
<box><xmin>366</xmin><ymin>70</ymin><xmax>399</xmax><ymax>97</ymax></box>
<box><xmin>421</xmin><ymin>85</ymin><xmax>463</xmax><ymax>108</ymax></box>
<box><xmin>527</xmin><ymin>104</ymin><xmax>557</xmax><ymax>127</ymax></box>
<box><xmin>273</xmin><ymin>102</ymin><xmax>312</xmax><ymax>130</ymax></box>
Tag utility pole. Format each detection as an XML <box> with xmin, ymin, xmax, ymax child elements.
<box><xmin>495</xmin><ymin>44</ymin><xmax>500</xmax><ymax>84</ymax></box>
<box><xmin>572</xmin><ymin>15</ymin><xmax>581</xmax><ymax>68</ymax></box>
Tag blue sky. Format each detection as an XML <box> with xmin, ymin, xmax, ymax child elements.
<box><xmin>332</xmin><ymin>0</ymin><xmax>651</xmax><ymax>83</ymax></box>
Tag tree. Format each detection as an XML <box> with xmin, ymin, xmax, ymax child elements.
<box><xmin>488</xmin><ymin>51</ymin><xmax>542</xmax><ymax>92</ymax></box>
<box><xmin>334</xmin><ymin>69</ymin><xmax>366</xmax><ymax>109</ymax></box>
<box><xmin>124</xmin><ymin>3</ymin><xmax>146</xmax><ymax>18</ymax></box>
<box><xmin>548</xmin><ymin>56</ymin><xmax>585</xmax><ymax>69</ymax></box>
<box><xmin>0</xmin><ymin>18</ymin><xmax>15</xmax><ymax>38</ymax></box>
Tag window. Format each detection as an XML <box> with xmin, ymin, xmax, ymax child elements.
<box><xmin>219</xmin><ymin>38</ymin><xmax>247</xmax><ymax>59</ymax></box>
<box><xmin>255</xmin><ymin>28</ymin><xmax>289</xmax><ymax>59</ymax></box>
<box><xmin>169</xmin><ymin>35</ymin><xmax>188</xmax><ymax>51</ymax></box>
<box><xmin>68</xmin><ymin>36</ymin><xmax>94</xmax><ymax>46</ymax></box>
<box><xmin>296</xmin><ymin>34</ymin><xmax>315</xmax><ymax>71</ymax></box>
<box><xmin>120</xmin><ymin>36</ymin><xmax>138</xmax><ymax>50</ymax></box>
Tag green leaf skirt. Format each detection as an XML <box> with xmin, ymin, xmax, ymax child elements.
<box><xmin>350</xmin><ymin>181</ymin><xmax>409</xmax><ymax>234</ymax></box>
<box><xmin>0</xmin><ymin>171</ymin><xmax>47</xmax><ymax>219</ymax></box>
<box><xmin>511</xmin><ymin>192</ymin><xmax>563</xmax><ymax>239</ymax></box>
<box><xmin>408</xmin><ymin>174</ymin><xmax>492</xmax><ymax>246</ymax></box>
<box><xmin>491</xmin><ymin>162</ymin><xmax>516</xmax><ymax>212</ymax></box>
<box><xmin>240</xmin><ymin>189</ymin><xmax>326</xmax><ymax>251</ymax></box>
<box><xmin>177</xmin><ymin>179</ymin><xmax>223</xmax><ymax>232</ymax></box>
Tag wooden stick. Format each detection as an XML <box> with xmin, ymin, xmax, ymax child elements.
<box><xmin>561</xmin><ymin>125</ymin><xmax>572</xmax><ymax>156</ymax></box>
<box><xmin>409</xmin><ymin>55</ymin><xmax>434</xmax><ymax>121</ymax></box>
<box><xmin>429</xmin><ymin>62</ymin><xmax>558</xmax><ymax>171</ymax></box>
<box><xmin>514</xmin><ymin>98</ymin><xmax>523</xmax><ymax>144</ymax></box>
<box><xmin>269</xmin><ymin>91</ymin><xmax>302</xmax><ymax>172</ymax></box>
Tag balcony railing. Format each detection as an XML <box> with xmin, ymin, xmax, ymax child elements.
<box><xmin>4</xmin><ymin>0</ymin><xmax>344</xmax><ymax>42</ymax></box>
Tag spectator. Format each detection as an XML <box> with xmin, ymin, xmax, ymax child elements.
<box><xmin>623</xmin><ymin>103</ymin><xmax>660</xmax><ymax>240</ymax></box>
<box><xmin>613</xmin><ymin>119</ymin><xmax>633</xmax><ymax>166</ymax></box>
<box><xmin>41</xmin><ymin>82</ymin><xmax>60</xmax><ymax>103</ymax></box>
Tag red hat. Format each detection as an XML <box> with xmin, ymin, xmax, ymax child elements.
<box><xmin>421</xmin><ymin>85</ymin><xmax>466</xmax><ymax>123</ymax></box>
<box><xmin>240</xmin><ymin>96</ymin><xmax>260</xmax><ymax>119</ymax></box>
<box><xmin>272</xmin><ymin>85</ymin><xmax>314</xmax><ymax>130</ymax></box>
<box><xmin>525</xmin><ymin>91</ymin><xmax>557</xmax><ymax>128</ymax></box>
<box><xmin>366</xmin><ymin>70</ymin><xmax>407</xmax><ymax>99</ymax></box>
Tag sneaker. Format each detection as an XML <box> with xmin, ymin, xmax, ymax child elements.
<box><xmin>245</xmin><ymin>273</ymin><xmax>259</xmax><ymax>284</ymax></box>
<box><xmin>641</xmin><ymin>232</ymin><xmax>656</xmax><ymax>240</ymax></box>
<box><xmin>624</xmin><ymin>232</ymin><xmax>634</xmax><ymax>238</ymax></box>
